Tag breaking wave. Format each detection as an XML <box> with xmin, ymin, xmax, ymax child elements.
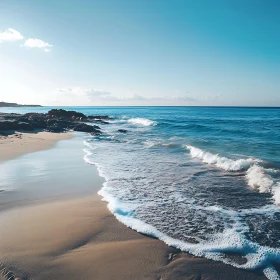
<box><xmin>127</xmin><ymin>118</ymin><xmax>157</xmax><ymax>126</ymax></box>
<box><xmin>186</xmin><ymin>145</ymin><xmax>280</xmax><ymax>204</ymax></box>
<box><xmin>186</xmin><ymin>145</ymin><xmax>255</xmax><ymax>171</ymax></box>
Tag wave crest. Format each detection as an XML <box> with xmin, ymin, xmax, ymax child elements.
<box><xmin>127</xmin><ymin>118</ymin><xmax>157</xmax><ymax>126</ymax></box>
<box><xmin>186</xmin><ymin>145</ymin><xmax>254</xmax><ymax>171</ymax></box>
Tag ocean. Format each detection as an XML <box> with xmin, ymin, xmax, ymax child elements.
<box><xmin>1</xmin><ymin>106</ymin><xmax>280</xmax><ymax>279</ymax></box>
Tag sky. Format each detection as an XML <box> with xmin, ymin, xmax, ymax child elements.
<box><xmin>0</xmin><ymin>0</ymin><xmax>279</xmax><ymax>106</ymax></box>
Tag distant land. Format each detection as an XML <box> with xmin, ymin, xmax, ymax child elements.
<box><xmin>0</xmin><ymin>102</ymin><xmax>42</xmax><ymax>107</ymax></box>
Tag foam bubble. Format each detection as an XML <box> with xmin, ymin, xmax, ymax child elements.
<box><xmin>127</xmin><ymin>118</ymin><xmax>157</xmax><ymax>126</ymax></box>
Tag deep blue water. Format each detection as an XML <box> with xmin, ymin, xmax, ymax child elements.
<box><xmin>1</xmin><ymin>106</ymin><xmax>280</xmax><ymax>279</ymax></box>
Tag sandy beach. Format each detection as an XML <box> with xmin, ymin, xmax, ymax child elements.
<box><xmin>0</xmin><ymin>132</ymin><xmax>267</xmax><ymax>280</ymax></box>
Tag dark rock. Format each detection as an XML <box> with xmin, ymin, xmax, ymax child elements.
<box><xmin>118</xmin><ymin>129</ymin><xmax>128</xmax><ymax>133</ymax></box>
<box><xmin>17</xmin><ymin>121</ymin><xmax>35</xmax><ymax>130</ymax></box>
<box><xmin>73</xmin><ymin>123</ymin><xmax>101</xmax><ymax>134</ymax></box>
<box><xmin>0</xmin><ymin>120</ymin><xmax>34</xmax><ymax>131</ymax></box>
<box><xmin>47</xmin><ymin>109</ymin><xmax>86</xmax><ymax>120</ymax></box>
<box><xmin>0</xmin><ymin>109</ymin><xmax>105</xmax><ymax>136</ymax></box>
<box><xmin>46</xmin><ymin>125</ymin><xmax>66</xmax><ymax>133</ymax></box>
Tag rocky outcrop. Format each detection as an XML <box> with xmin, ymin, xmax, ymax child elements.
<box><xmin>47</xmin><ymin>109</ymin><xmax>86</xmax><ymax>120</ymax></box>
<box><xmin>0</xmin><ymin>109</ymin><xmax>110</xmax><ymax>135</ymax></box>
<box><xmin>0</xmin><ymin>120</ymin><xmax>34</xmax><ymax>131</ymax></box>
<box><xmin>73</xmin><ymin>123</ymin><xmax>101</xmax><ymax>133</ymax></box>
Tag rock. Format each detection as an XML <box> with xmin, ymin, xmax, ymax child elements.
<box><xmin>0</xmin><ymin>120</ymin><xmax>34</xmax><ymax>131</ymax></box>
<box><xmin>0</xmin><ymin>109</ymin><xmax>104</xmax><ymax>136</ymax></box>
<box><xmin>47</xmin><ymin>109</ymin><xmax>86</xmax><ymax>120</ymax></box>
<box><xmin>73</xmin><ymin>123</ymin><xmax>101</xmax><ymax>134</ymax></box>
<box><xmin>118</xmin><ymin>129</ymin><xmax>128</xmax><ymax>133</ymax></box>
<box><xmin>17</xmin><ymin>121</ymin><xmax>35</xmax><ymax>130</ymax></box>
<box><xmin>45</xmin><ymin>124</ymin><xmax>66</xmax><ymax>133</ymax></box>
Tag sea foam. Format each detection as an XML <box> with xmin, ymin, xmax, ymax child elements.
<box><xmin>82</xmin><ymin>136</ymin><xmax>280</xmax><ymax>280</ymax></box>
<box><xmin>97</xmin><ymin>177</ymin><xmax>280</xmax><ymax>280</ymax></box>
<box><xmin>127</xmin><ymin>118</ymin><xmax>157</xmax><ymax>126</ymax></box>
<box><xmin>246</xmin><ymin>165</ymin><xmax>274</xmax><ymax>193</ymax></box>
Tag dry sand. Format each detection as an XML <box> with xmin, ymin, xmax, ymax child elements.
<box><xmin>0</xmin><ymin>132</ymin><xmax>267</xmax><ymax>280</ymax></box>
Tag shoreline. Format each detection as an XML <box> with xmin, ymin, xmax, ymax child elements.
<box><xmin>0</xmin><ymin>132</ymin><xmax>267</xmax><ymax>280</ymax></box>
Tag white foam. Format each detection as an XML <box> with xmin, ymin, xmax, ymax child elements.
<box><xmin>264</xmin><ymin>267</ymin><xmax>280</xmax><ymax>280</ymax></box>
<box><xmin>272</xmin><ymin>183</ymin><xmax>280</xmax><ymax>205</ymax></box>
<box><xmin>246</xmin><ymin>165</ymin><xmax>274</xmax><ymax>193</ymax></box>
<box><xmin>127</xmin><ymin>118</ymin><xmax>157</xmax><ymax>126</ymax></box>
<box><xmin>245</xmin><ymin>165</ymin><xmax>280</xmax><ymax>204</ymax></box>
<box><xmin>186</xmin><ymin>145</ymin><xmax>254</xmax><ymax>171</ymax></box>
<box><xmin>143</xmin><ymin>140</ymin><xmax>178</xmax><ymax>148</ymax></box>
<box><xmin>143</xmin><ymin>141</ymin><xmax>162</xmax><ymax>148</ymax></box>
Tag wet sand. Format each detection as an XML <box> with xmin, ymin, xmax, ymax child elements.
<box><xmin>0</xmin><ymin>133</ymin><xmax>266</xmax><ymax>280</ymax></box>
<box><xmin>0</xmin><ymin>131</ymin><xmax>72</xmax><ymax>162</ymax></box>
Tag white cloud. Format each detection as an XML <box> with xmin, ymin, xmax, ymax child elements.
<box><xmin>0</xmin><ymin>28</ymin><xmax>24</xmax><ymax>42</ymax></box>
<box><xmin>23</xmin><ymin>38</ymin><xmax>53</xmax><ymax>52</ymax></box>
<box><xmin>0</xmin><ymin>28</ymin><xmax>52</xmax><ymax>52</ymax></box>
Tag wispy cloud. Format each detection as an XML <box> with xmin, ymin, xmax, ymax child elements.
<box><xmin>0</xmin><ymin>28</ymin><xmax>24</xmax><ymax>42</ymax></box>
<box><xmin>57</xmin><ymin>87</ymin><xmax>111</xmax><ymax>97</ymax></box>
<box><xmin>56</xmin><ymin>87</ymin><xmax>114</xmax><ymax>103</ymax></box>
<box><xmin>23</xmin><ymin>38</ymin><xmax>53</xmax><ymax>52</ymax></box>
<box><xmin>176</xmin><ymin>96</ymin><xmax>199</xmax><ymax>102</ymax></box>
<box><xmin>85</xmin><ymin>89</ymin><xmax>112</xmax><ymax>98</ymax></box>
<box><xmin>56</xmin><ymin>87</ymin><xmax>203</xmax><ymax>104</ymax></box>
<box><xmin>204</xmin><ymin>93</ymin><xmax>222</xmax><ymax>102</ymax></box>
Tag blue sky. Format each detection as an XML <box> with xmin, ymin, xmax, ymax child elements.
<box><xmin>0</xmin><ymin>0</ymin><xmax>279</xmax><ymax>106</ymax></box>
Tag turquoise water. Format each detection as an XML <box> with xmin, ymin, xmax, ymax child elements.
<box><xmin>1</xmin><ymin>106</ymin><xmax>280</xmax><ymax>279</ymax></box>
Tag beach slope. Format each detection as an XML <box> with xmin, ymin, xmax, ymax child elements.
<box><xmin>0</xmin><ymin>133</ymin><xmax>266</xmax><ymax>280</ymax></box>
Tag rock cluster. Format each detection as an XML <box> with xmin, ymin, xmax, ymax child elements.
<box><xmin>0</xmin><ymin>109</ymin><xmax>110</xmax><ymax>135</ymax></box>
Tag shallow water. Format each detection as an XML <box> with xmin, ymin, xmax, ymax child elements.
<box><xmin>0</xmin><ymin>135</ymin><xmax>103</xmax><ymax>211</ymax></box>
<box><xmin>1</xmin><ymin>106</ymin><xmax>280</xmax><ymax>279</ymax></box>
